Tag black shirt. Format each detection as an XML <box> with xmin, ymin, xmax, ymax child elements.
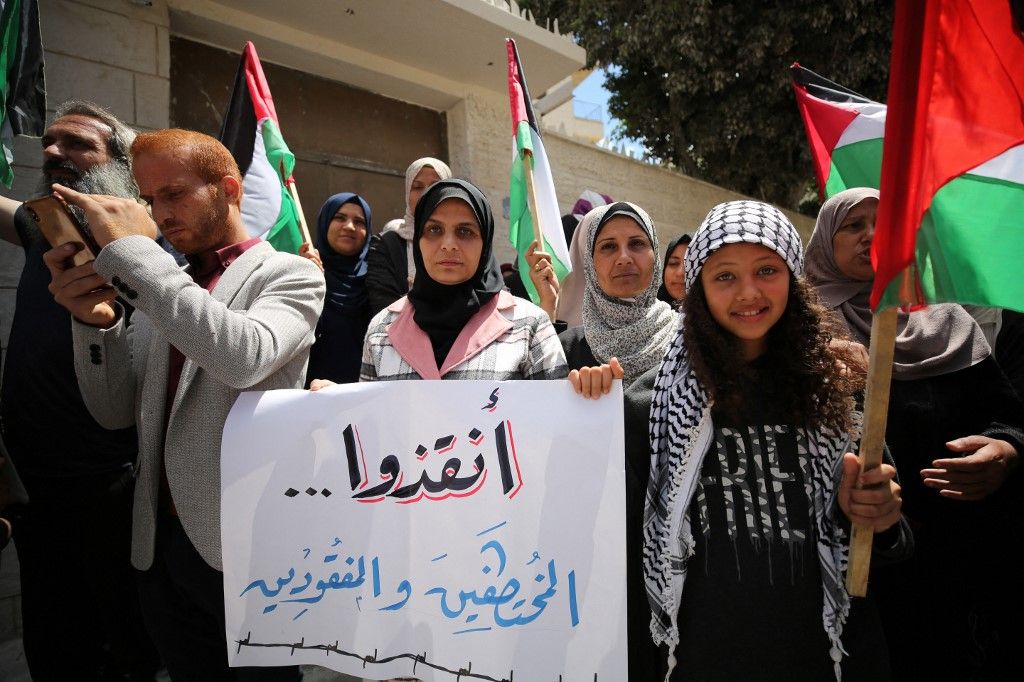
<box><xmin>885</xmin><ymin>356</ymin><xmax>1024</xmax><ymax>527</ymax></box>
<box><xmin>558</xmin><ymin>325</ymin><xmax>599</xmax><ymax>373</ymax></box>
<box><xmin>671</xmin><ymin>395</ymin><xmax>836</xmax><ymax>681</ymax></box>
<box><xmin>0</xmin><ymin>207</ymin><xmax>137</xmax><ymax>478</ymax></box>
<box><xmin>623</xmin><ymin>366</ymin><xmax>893</xmax><ymax>682</ymax></box>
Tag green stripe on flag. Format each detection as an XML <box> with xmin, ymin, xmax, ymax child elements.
<box><xmin>508</xmin><ymin>121</ymin><xmax>569</xmax><ymax>303</ymax></box>
<box><xmin>259</xmin><ymin>118</ymin><xmax>303</xmax><ymax>254</ymax></box>
<box><xmin>824</xmin><ymin>137</ymin><xmax>883</xmax><ymax>197</ymax></box>
<box><xmin>509</xmin><ymin>121</ymin><xmax>538</xmax><ymax>300</ymax></box>
<box><xmin>264</xmin><ymin>183</ymin><xmax>302</xmax><ymax>253</ymax></box>
<box><xmin>0</xmin><ymin>0</ymin><xmax>24</xmax><ymax>187</ymax></box>
<box><xmin>879</xmin><ymin>172</ymin><xmax>1024</xmax><ymax>311</ymax></box>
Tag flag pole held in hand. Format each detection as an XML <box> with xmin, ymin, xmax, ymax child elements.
<box><xmin>845</xmin><ymin>305</ymin><xmax>897</xmax><ymax>596</ymax></box>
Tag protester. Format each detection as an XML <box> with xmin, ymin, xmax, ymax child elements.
<box><xmin>367</xmin><ymin>156</ymin><xmax>452</xmax><ymax>314</ymax></box>
<box><xmin>806</xmin><ymin>187</ymin><xmax>1024</xmax><ymax>681</ymax></box>
<box><xmin>656</xmin><ymin>233</ymin><xmax>691</xmax><ymax>306</ymax></box>
<box><xmin>539</xmin><ymin>200</ymin><xmax>676</xmax><ymax>677</ymax></box>
<box><xmin>641</xmin><ymin>200</ymin><xmax>907</xmax><ymax>681</ymax></box>
<box><xmin>554</xmin><ymin>202</ymin><xmax>676</xmax><ymax>389</ymax></box>
<box><xmin>305</xmin><ymin>192</ymin><xmax>374</xmax><ymax>385</ymax></box>
<box><xmin>313</xmin><ymin>178</ymin><xmax>565</xmax><ymax>385</ymax></box>
<box><xmin>0</xmin><ymin>100</ymin><xmax>161</xmax><ymax>680</ymax></box>
<box><xmin>43</xmin><ymin>128</ymin><xmax>324</xmax><ymax>680</ymax></box>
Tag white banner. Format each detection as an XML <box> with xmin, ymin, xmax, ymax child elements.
<box><xmin>221</xmin><ymin>380</ymin><xmax>627</xmax><ymax>681</ymax></box>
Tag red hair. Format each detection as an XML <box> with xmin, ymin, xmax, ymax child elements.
<box><xmin>131</xmin><ymin>128</ymin><xmax>242</xmax><ymax>186</ymax></box>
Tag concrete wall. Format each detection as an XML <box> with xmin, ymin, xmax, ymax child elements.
<box><xmin>169</xmin><ymin>38</ymin><xmax>448</xmax><ymax>234</ymax></box>
<box><xmin>444</xmin><ymin>88</ymin><xmax>814</xmax><ymax>267</ymax></box>
<box><xmin>543</xmin><ymin>99</ymin><xmax>603</xmax><ymax>145</ymax></box>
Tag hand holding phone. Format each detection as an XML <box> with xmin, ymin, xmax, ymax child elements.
<box><xmin>41</xmin><ymin>243</ymin><xmax>119</xmax><ymax>328</ymax></box>
<box><xmin>51</xmin><ymin>184</ymin><xmax>157</xmax><ymax>245</ymax></box>
<box><xmin>23</xmin><ymin>194</ymin><xmax>100</xmax><ymax>266</ymax></box>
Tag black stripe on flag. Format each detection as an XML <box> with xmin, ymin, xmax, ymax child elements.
<box><xmin>510</xmin><ymin>40</ymin><xmax>540</xmax><ymax>133</ymax></box>
<box><xmin>219</xmin><ymin>53</ymin><xmax>257</xmax><ymax>177</ymax></box>
<box><xmin>790</xmin><ymin>64</ymin><xmax>873</xmax><ymax>106</ymax></box>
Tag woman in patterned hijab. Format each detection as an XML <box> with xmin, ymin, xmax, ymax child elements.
<box><xmin>557</xmin><ymin>202</ymin><xmax>677</xmax><ymax>388</ymax></box>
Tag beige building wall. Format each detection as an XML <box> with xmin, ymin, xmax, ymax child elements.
<box><xmin>445</xmin><ymin>87</ymin><xmax>814</xmax><ymax>268</ymax></box>
<box><xmin>543</xmin><ymin>99</ymin><xmax>604</xmax><ymax>145</ymax></box>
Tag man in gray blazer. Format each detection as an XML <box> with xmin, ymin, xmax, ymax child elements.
<box><xmin>44</xmin><ymin>128</ymin><xmax>325</xmax><ymax>679</ymax></box>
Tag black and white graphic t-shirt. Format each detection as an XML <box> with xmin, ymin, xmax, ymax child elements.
<box><xmin>671</xmin><ymin>398</ymin><xmax>834</xmax><ymax>681</ymax></box>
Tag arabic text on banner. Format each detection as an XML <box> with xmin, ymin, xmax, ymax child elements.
<box><xmin>220</xmin><ymin>380</ymin><xmax>627</xmax><ymax>681</ymax></box>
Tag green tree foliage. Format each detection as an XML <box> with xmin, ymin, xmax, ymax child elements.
<box><xmin>523</xmin><ymin>0</ymin><xmax>892</xmax><ymax>211</ymax></box>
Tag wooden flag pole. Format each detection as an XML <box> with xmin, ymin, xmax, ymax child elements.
<box><xmin>283</xmin><ymin>172</ymin><xmax>313</xmax><ymax>246</ymax></box>
<box><xmin>522</xmin><ymin>148</ymin><xmax>545</xmax><ymax>249</ymax></box>
<box><xmin>845</xmin><ymin>305</ymin><xmax>899</xmax><ymax>596</ymax></box>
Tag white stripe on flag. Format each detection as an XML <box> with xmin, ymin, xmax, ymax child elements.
<box><xmin>529</xmin><ymin>130</ymin><xmax>572</xmax><ymax>270</ymax></box>
<box><xmin>833</xmin><ymin>102</ymin><xmax>887</xmax><ymax>148</ymax></box>
<box><xmin>967</xmin><ymin>143</ymin><xmax>1024</xmax><ymax>183</ymax></box>
<box><xmin>240</xmin><ymin>118</ymin><xmax>283</xmax><ymax>240</ymax></box>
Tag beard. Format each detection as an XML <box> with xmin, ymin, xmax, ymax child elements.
<box><xmin>165</xmin><ymin>187</ymin><xmax>233</xmax><ymax>257</ymax></box>
<box><xmin>33</xmin><ymin>160</ymin><xmax>140</xmax><ymax>231</ymax></box>
<box><xmin>34</xmin><ymin>159</ymin><xmax>138</xmax><ymax>200</ymax></box>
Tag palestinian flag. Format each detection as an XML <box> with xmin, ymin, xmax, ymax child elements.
<box><xmin>0</xmin><ymin>0</ymin><xmax>45</xmax><ymax>188</ymax></box>
<box><xmin>870</xmin><ymin>0</ymin><xmax>1024</xmax><ymax>311</ymax></box>
<box><xmin>791</xmin><ymin>63</ymin><xmax>884</xmax><ymax>200</ymax></box>
<box><xmin>220</xmin><ymin>41</ymin><xmax>303</xmax><ymax>253</ymax></box>
<box><xmin>507</xmin><ymin>38</ymin><xmax>571</xmax><ymax>303</ymax></box>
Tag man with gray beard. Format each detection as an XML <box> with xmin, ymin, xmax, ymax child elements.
<box><xmin>0</xmin><ymin>101</ymin><xmax>161</xmax><ymax>680</ymax></box>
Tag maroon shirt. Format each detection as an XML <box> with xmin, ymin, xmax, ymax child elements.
<box><xmin>161</xmin><ymin>237</ymin><xmax>262</xmax><ymax>514</ymax></box>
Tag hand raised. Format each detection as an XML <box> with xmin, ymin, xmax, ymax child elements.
<box><xmin>525</xmin><ymin>239</ymin><xmax>558</xmax><ymax>320</ymax></box>
<box><xmin>299</xmin><ymin>243</ymin><xmax>324</xmax><ymax>273</ymax></box>
<box><xmin>51</xmin><ymin>184</ymin><xmax>157</xmax><ymax>246</ymax></box>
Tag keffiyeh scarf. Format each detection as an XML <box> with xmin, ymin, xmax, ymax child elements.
<box><xmin>645</xmin><ymin>200</ymin><xmax>855</xmax><ymax>681</ymax></box>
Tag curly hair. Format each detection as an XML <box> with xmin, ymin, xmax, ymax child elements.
<box><xmin>683</xmin><ymin>273</ymin><xmax>865</xmax><ymax>433</ymax></box>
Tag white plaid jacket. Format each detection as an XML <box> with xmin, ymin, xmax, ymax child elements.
<box><xmin>361</xmin><ymin>291</ymin><xmax>568</xmax><ymax>381</ymax></box>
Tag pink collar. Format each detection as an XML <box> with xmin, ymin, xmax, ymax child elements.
<box><xmin>386</xmin><ymin>291</ymin><xmax>516</xmax><ymax>379</ymax></box>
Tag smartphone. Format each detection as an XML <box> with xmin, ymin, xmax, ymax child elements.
<box><xmin>22</xmin><ymin>195</ymin><xmax>101</xmax><ymax>266</ymax></box>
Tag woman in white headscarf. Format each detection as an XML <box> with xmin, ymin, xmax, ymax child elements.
<box><xmin>366</xmin><ymin>157</ymin><xmax>452</xmax><ymax>314</ymax></box>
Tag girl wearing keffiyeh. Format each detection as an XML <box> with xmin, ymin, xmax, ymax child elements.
<box><xmin>642</xmin><ymin>200</ymin><xmax>907</xmax><ymax>681</ymax></box>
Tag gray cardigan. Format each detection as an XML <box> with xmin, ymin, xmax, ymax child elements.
<box><xmin>72</xmin><ymin>236</ymin><xmax>325</xmax><ymax>571</ymax></box>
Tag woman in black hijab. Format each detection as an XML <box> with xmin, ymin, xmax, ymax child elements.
<box><xmin>312</xmin><ymin>179</ymin><xmax>568</xmax><ymax>383</ymax></box>
<box><xmin>305</xmin><ymin>192</ymin><xmax>374</xmax><ymax>385</ymax></box>
<box><xmin>656</xmin><ymin>233</ymin><xmax>691</xmax><ymax>306</ymax></box>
